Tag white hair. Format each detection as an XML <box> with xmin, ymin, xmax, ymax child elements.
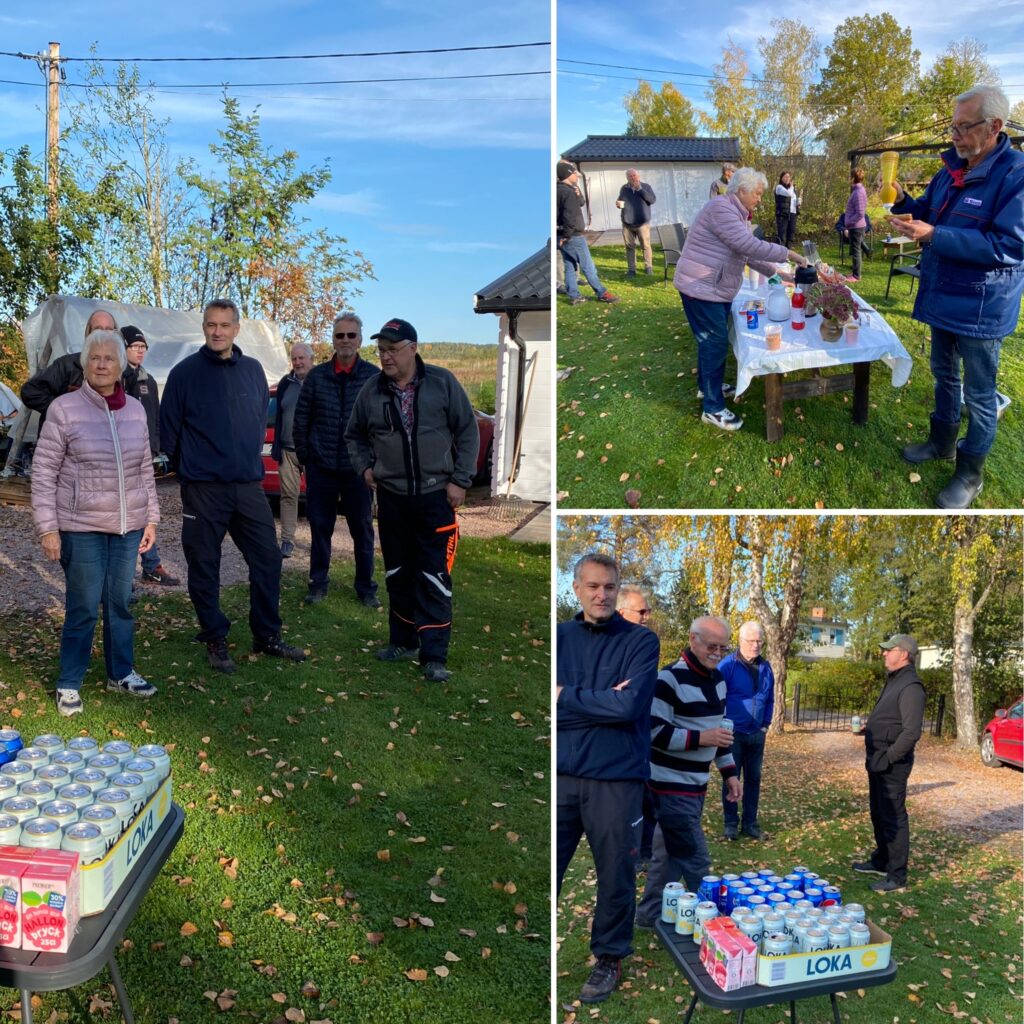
<box><xmin>290</xmin><ymin>342</ymin><xmax>314</xmax><ymax>357</ymax></box>
<box><xmin>333</xmin><ymin>312</ymin><xmax>363</xmax><ymax>331</ymax></box>
<box><xmin>81</xmin><ymin>330</ymin><xmax>127</xmax><ymax>373</ymax></box>
<box><xmin>690</xmin><ymin>615</ymin><xmax>730</xmax><ymax>637</ymax></box>
<box><xmin>956</xmin><ymin>85</ymin><xmax>1009</xmax><ymax>125</ymax></box>
<box><xmin>739</xmin><ymin>620</ymin><xmax>764</xmax><ymax>640</ymax></box>
<box><xmin>727</xmin><ymin>167</ymin><xmax>768</xmax><ymax>196</ymax></box>
<box><xmin>616</xmin><ymin>584</ymin><xmax>648</xmax><ymax>609</ymax></box>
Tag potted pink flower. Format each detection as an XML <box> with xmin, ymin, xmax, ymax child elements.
<box><xmin>807</xmin><ymin>281</ymin><xmax>859</xmax><ymax>342</ymax></box>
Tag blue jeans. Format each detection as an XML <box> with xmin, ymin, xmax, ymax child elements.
<box><xmin>560</xmin><ymin>235</ymin><xmax>606</xmax><ymax>300</ymax></box>
<box><xmin>930</xmin><ymin>328</ymin><xmax>1002</xmax><ymax>456</ymax></box>
<box><xmin>722</xmin><ymin>729</ymin><xmax>766</xmax><ymax>830</ymax></box>
<box><xmin>58</xmin><ymin>530</ymin><xmax>141</xmax><ymax>690</ymax></box>
<box><xmin>680</xmin><ymin>294</ymin><xmax>733</xmax><ymax>414</ymax></box>
<box><xmin>140</xmin><ymin>540</ymin><xmax>161</xmax><ymax>575</ymax></box>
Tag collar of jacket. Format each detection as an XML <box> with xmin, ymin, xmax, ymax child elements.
<box><xmin>375</xmin><ymin>353</ymin><xmax>427</xmax><ymax>392</ymax></box>
<box><xmin>940</xmin><ymin>132</ymin><xmax>1010</xmax><ymax>187</ymax></box>
<box><xmin>573</xmin><ymin>610</ymin><xmax>627</xmax><ymax>633</ymax></box>
<box><xmin>200</xmin><ymin>343</ymin><xmax>242</xmax><ymax>366</ymax></box>
<box><xmin>680</xmin><ymin>648</ymin><xmax>711</xmax><ymax>676</ymax></box>
<box><xmin>885</xmin><ymin>662</ymin><xmax>918</xmax><ymax>683</ymax></box>
<box><xmin>79</xmin><ymin>378</ymin><xmax>121</xmax><ymax>411</ymax></box>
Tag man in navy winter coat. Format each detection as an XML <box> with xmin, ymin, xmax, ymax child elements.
<box><xmin>890</xmin><ymin>85</ymin><xmax>1024</xmax><ymax>508</ymax></box>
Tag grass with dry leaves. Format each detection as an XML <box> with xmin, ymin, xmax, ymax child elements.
<box><xmin>0</xmin><ymin>537</ymin><xmax>550</xmax><ymax>1024</ymax></box>
<box><xmin>556</xmin><ymin>243</ymin><xmax>1024</xmax><ymax>509</ymax></box>
<box><xmin>556</xmin><ymin>731</ymin><xmax>1022</xmax><ymax>1023</ymax></box>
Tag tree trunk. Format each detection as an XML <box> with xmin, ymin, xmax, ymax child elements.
<box><xmin>951</xmin><ymin>600</ymin><xmax>979</xmax><ymax>750</ymax></box>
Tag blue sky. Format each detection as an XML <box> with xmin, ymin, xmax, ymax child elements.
<box><xmin>0</xmin><ymin>0</ymin><xmax>550</xmax><ymax>345</ymax></box>
<box><xmin>556</xmin><ymin>1</ymin><xmax>1024</xmax><ymax>155</ymax></box>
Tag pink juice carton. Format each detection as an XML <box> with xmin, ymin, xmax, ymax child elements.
<box><xmin>20</xmin><ymin>850</ymin><xmax>80</xmax><ymax>953</ymax></box>
<box><xmin>701</xmin><ymin>916</ymin><xmax>758</xmax><ymax>992</ymax></box>
<box><xmin>0</xmin><ymin>851</ymin><xmax>28</xmax><ymax>946</ymax></box>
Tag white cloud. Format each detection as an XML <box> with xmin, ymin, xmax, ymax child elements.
<box><xmin>424</xmin><ymin>241</ymin><xmax>508</xmax><ymax>253</ymax></box>
<box><xmin>310</xmin><ymin>189</ymin><xmax>384</xmax><ymax>215</ymax></box>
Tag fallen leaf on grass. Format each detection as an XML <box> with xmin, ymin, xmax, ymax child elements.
<box><xmin>180</xmin><ymin>922</ymin><xmax>198</xmax><ymax>937</ymax></box>
<box><xmin>909</xmin><ymin>472</ymin><xmax>922</xmax><ymax>483</ymax></box>
<box><xmin>366</xmin><ymin>932</ymin><xmax>384</xmax><ymax>945</ymax></box>
<box><xmin>434</xmin><ymin>965</ymin><xmax>450</xmax><ymax>978</ymax></box>
<box><xmin>405</xmin><ymin>969</ymin><xmax>428</xmax><ymax>982</ymax></box>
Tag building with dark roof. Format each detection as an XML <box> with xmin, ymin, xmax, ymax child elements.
<box><xmin>561</xmin><ymin>134</ymin><xmax>742</xmax><ymax>233</ymax></box>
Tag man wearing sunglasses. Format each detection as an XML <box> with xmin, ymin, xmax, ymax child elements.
<box><xmin>345</xmin><ymin>318</ymin><xmax>478</xmax><ymax>683</ymax></box>
<box><xmin>293</xmin><ymin>314</ymin><xmax>380</xmax><ymax>607</ymax></box>
<box><xmin>637</xmin><ymin>616</ymin><xmax>740</xmax><ymax>930</ymax></box>
<box><xmin>889</xmin><ymin>84</ymin><xmax>1024</xmax><ymax>508</ymax></box>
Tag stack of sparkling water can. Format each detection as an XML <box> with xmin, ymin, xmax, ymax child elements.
<box><xmin>661</xmin><ymin>863</ymin><xmax>872</xmax><ymax>956</ymax></box>
<box><xmin>0</xmin><ymin>730</ymin><xmax>171</xmax><ymax>865</ymax></box>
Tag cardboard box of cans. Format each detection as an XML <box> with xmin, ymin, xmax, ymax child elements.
<box><xmin>754</xmin><ymin>919</ymin><xmax>892</xmax><ymax>988</ymax></box>
<box><xmin>0</xmin><ymin>729</ymin><xmax>172</xmax><ymax>917</ymax></box>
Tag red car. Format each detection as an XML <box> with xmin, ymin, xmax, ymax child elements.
<box><xmin>262</xmin><ymin>388</ymin><xmax>494</xmax><ymax>498</ymax></box>
<box><xmin>980</xmin><ymin>697</ymin><xmax>1023</xmax><ymax>769</ymax></box>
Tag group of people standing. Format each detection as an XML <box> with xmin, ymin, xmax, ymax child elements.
<box><xmin>27</xmin><ymin>301</ymin><xmax>479</xmax><ymax>714</ymax></box>
<box><xmin>556</xmin><ymin>552</ymin><xmax>926</xmax><ymax>1005</ymax></box>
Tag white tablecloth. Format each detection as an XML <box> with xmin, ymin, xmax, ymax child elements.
<box><xmin>729</xmin><ymin>281</ymin><xmax>913</xmax><ymax>397</ymax></box>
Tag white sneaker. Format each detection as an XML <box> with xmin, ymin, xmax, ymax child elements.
<box><xmin>56</xmin><ymin>688</ymin><xmax>83</xmax><ymax>717</ymax></box>
<box><xmin>696</xmin><ymin>382</ymin><xmax>736</xmax><ymax>400</ymax></box>
<box><xmin>107</xmin><ymin>670</ymin><xmax>157</xmax><ymax>698</ymax></box>
<box><xmin>701</xmin><ymin>408</ymin><xmax>744</xmax><ymax>432</ymax></box>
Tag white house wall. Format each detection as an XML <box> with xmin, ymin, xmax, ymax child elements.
<box><xmin>580</xmin><ymin>162</ymin><xmax>721</xmax><ymax>233</ymax></box>
<box><xmin>492</xmin><ymin>311</ymin><xmax>551</xmax><ymax>503</ymax></box>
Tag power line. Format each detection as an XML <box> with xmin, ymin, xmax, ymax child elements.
<box><xmin>0</xmin><ymin>41</ymin><xmax>550</xmax><ymax>63</ymax></box>
<box><xmin>559</xmin><ymin>57</ymin><xmax>808</xmax><ymax>88</ymax></box>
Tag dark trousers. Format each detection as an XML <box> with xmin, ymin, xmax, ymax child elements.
<box><xmin>775</xmin><ymin>213</ymin><xmax>797</xmax><ymax>248</ymax></box>
<box><xmin>180</xmin><ymin>480</ymin><xmax>282</xmax><ymax>643</ymax></box>
<box><xmin>722</xmin><ymin>729</ymin><xmax>766</xmax><ymax>829</ymax></box>
<box><xmin>304</xmin><ymin>462</ymin><xmax>377</xmax><ymax>598</ymax></box>
<box><xmin>639</xmin><ymin>785</ymin><xmax>658</xmax><ymax>860</ymax></box>
<box><xmin>848</xmin><ymin>227</ymin><xmax>865</xmax><ymax>278</ymax></box>
<box><xmin>376</xmin><ymin>487</ymin><xmax>458</xmax><ymax>664</ymax></box>
<box><xmin>867</xmin><ymin>761</ymin><xmax>912</xmax><ymax>885</ymax></box>
<box><xmin>557</xmin><ymin>774</ymin><xmax>643</xmax><ymax>959</ymax></box>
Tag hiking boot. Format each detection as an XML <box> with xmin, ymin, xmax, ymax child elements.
<box><xmin>851</xmin><ymin>860</ymin><xmax>886</xmax><ymax>876</ymax></box>
<box><xmin>304</xmin><ymin>586</ymin><xmax>328</xmax><ymax>605</ymax></box>
<box><xmin>701</xmin><ymin>408</ymin><xmax>743</xmax><ymax>432</ymax></box>
<box><xmin>107</xmin><ymin>670</ymin><xmax>157</xmax><ymax>698</ymax></box>
<box><xmin>253</xmin><ymin>634</ymin><xmax>307</xmax><ymax>662</ymax></box>
<box><xmin>141</xmin><ymin>566</ymin><xmax>180</xmax><ymax>585</ymax></box>
<box><xmin>871</xmin><ymin>877</ymin><xmax>907</xmax><ymax>893</ymax></box>
<box><xmin>56</xmin><ymin>688</ymin><xmax>83</xmax><ymax>717</ymax></box>
<box><xmin>360</xmin><ymin>594</ymin><xmax>383</xmax><ymax>610</ymax></box>
<box><xmin>423</xmin><ymin>661</ymin><xmax>451</xmax><ymax>682</ymax></box>
<box><xmin>741</xmin><ymin>824</ymin><xmax>763</xmax><ymax>840</ymax></box>
<box><xmin>597</xmin><ymin>291</ymin><xmax>621</xmax><ymax>304</ymax></box>
<box><xmin>723</xmin><ymin>823</ymin><xmax>738</xmax><ymax>840</ymax></box>
<box><xmin>902</xmin><ymin>414</ymin><xmax>958</xmax><ymax>464</ymax></box>
<box><xmin>376</xmin><ymin>644</ymin><xmax>419</xmax><ymax>662</ymax></box>
<box><xmin>936</xmin><ymin>447</ymin><xmax>985</xmax><ymax>509</ymax></box>
<box><xmin>280</xmin><ymin>540</ymin><xmax>295</xmax><ymax>558</ymax></box>
<box><xmin>206</xmin><ymin>639</ymin><xmax>237</xmax><ymax>675</ymax></box>
<box><xmin>697</xmin><ymin>383</ymin><xmax>736</xmax><ymax>400</ymax></box>
<box><xmin>579</xmin><ymin>955</ymin><xmax>622</xmax><ymax>1004</ymax></box>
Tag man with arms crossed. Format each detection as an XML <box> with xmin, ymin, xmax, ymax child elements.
<box><xmin>557</xmin><ymin>553</ymin><xmax>660</xmax><ymax>1004</ymax></box>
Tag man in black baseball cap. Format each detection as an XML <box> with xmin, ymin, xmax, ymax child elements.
<box><xmin>346</xmin><ymin>317</ymin><xmax>479</xmax><ymax>683</ymax></box>
<box><xmin>851</xmin><ymin>634</ymin><xmax>925</xmax><ymax>893</ymax></box>
<box><xmin>556</xmin><ymin>161</ymin><xmax>620</xmax><ymax>307</ymax></box>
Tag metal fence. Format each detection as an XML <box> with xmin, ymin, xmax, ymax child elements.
<box><xmin>788</xmin><ymin>684</ymin><xmax>948</xmax><ymax>737</ymax></box>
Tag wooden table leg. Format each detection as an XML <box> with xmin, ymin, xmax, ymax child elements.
<box><xmin>765</xmin><ymin>373</ymin><xmax>783</xmax><ymax>442</ymax></box>
<box><xmin>853</xmin><ymin>362</ymin><xmax>870</xmax><ymax>425</ymax></box>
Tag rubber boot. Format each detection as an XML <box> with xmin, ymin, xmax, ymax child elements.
<box><xmin>902</xmin><ymin>414</ymin><xmax>959</xmax><ymax>464</ymax></box>
<box><xmin>936</xmin><ymin>446</ymin><xmax>985</xmax><ymax>509</ymax></box>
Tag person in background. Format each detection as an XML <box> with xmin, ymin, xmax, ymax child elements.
<box><xmin>31</xmin><ymin>329</ymin><xmax>159</xmax><ymax>716</ymax></box>
<box><xmin>675</xmin><ymin>167</ymin><xmax>806</xmax><ymax>432</ymax></box>
<box><xmin>557</xmin><ymin>553</ymin><xmax>660</xmax><ymax>1004</ymax></box>
<box><xmin>774</xmin><ymin>171</ymin><xmax>800</xmax><ymax>247</ymax></box>
<box><xmin>617</xmin><ymin>168</ymin><xmax>657</xmax><ymax>277</ymax></box>
<box><xmin>717</xmin><ymin>621</ymin><xmax>774</xmax><ymax>840</ymax></box>
<box><xmin>120</xmin><ymin>325</ymin><xmax>179</xmax><ymax>587</ymax></box>
<box><xmin>843</xmin><ymin>167</ymin><xmax>868</xmax><ymax>283</ymax></box>
<box><xmin>271</xmin><ymin>342</ymin><xmax>314</xmax><ymax>559</ymax></box>
<box><xmin>709</xmin><ymin>162</ymin><xmax>736</xmax><ymax>199</ymax></box>
<box><xmin>556</xmin><ymin>160</ymin><xmax>621</xmax><ymax>307</ymax></box>
<box><xmin>891</xmin><ymin>84</ymin><xmax>1024</xmax><ymax>509</ymax></box>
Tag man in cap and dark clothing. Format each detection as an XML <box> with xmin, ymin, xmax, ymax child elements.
<box><xmin>345</xmin><ymin>318</ymin><xmax>478</xmax><ymax>683</ymax></box>
<box><xmin>852</xmin><ymin>635</ymin><xmax>926</xmax><ymax>893</ymax></box>
<box><xmin>121</xmin><ymin>325</ymin><xmax>179</xmax><ymax>586</ymax></box>
<box><xmin>556</xmin><ymin>160</ymin><xmax>621</xmax><ymax>307</ymax></box>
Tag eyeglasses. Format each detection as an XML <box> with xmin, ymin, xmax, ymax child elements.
<box><xmin>950</xmin><ymin>118</ymin><xmax>988</xmax><ymax>137</ymax></box>
<box><xmin>377</xmin><ymin>341</ymin><xmax>413</xmax><ymax>358</ymax></box>
<box><xmin>628</xmin><ymin>608</ymin><xmax>652</xmax><ymax>618</ymax></box>
<box><xmin>334</xmin><ymin>331</ymin><xmax>360</xmax><ymax>340</ymax></box>
<box><xmin>127</xmin><ymin>343</ymin><xmax>147</xmax><ymax>351</ymax></box>
<box><xmin>694</xmin><ymin>635</ymin><xmax>731</xmax><ymax>654</ymax></box>
<box><xmin>743</xmin><ymin>639</ymin><xmax>764</xmax><ymax>646</ymax></box>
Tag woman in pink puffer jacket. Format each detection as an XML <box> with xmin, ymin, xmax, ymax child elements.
<box><xmin>31</xmin><ymin>330</ymin><xmax>160</xmax><ymax>717</ymax></box>
<box><xmin>675</xmin><ymin>167</ymin><xmax>805</xmax><ymax>432</ymax></box>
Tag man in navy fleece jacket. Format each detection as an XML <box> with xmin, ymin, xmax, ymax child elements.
<box><xmin>557</xmin><ymin>552</ymin><xmax>659</xmax><ymax>1004</ymax></box>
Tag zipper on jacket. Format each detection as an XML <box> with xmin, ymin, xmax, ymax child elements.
<box><xmin>107</xmin><ymin>407</ymin><xmax>128</xmax><ymax>535</ymax></box>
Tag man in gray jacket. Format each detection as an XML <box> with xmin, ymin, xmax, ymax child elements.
<box><xmin>345</xmin><ymin>318</ymin><xmax>479</xmax><ymax>682</ymax></box>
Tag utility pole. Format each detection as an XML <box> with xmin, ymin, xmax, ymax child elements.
<box><xmin>45</xmin><ymin>41</ymin><xmax>60</xmax><ymax>230</ymax></box>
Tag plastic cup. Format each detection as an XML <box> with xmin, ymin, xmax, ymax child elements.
<box><xmin>845</xmin><ymin>321</ymin><xmax>860</xmax><ymax>345</ymax></box>
<box><xmin>765</xmin><ymin>325</ymin><xmax>783</xmax><ymax>351</ymax></box>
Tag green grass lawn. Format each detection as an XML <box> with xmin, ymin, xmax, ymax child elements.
<box><xmin>0</xmin><ymin>538</ymin><xmax>550</xmax><ymax>1024</ymax></box>
<box><xmin>556</xmin><ymin>733</ymin><xmax>1022</xmax><ymax>1024</ymax></box>
<box><xmin>556</xmin><ymin>243</ymin><xmax>1024</xmax><ymax>509</ymax></box>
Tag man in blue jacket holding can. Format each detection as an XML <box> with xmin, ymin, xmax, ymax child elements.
<box><xmin>889</xmin><ymin>84</ymin><xmax>1024</xmax><ymax>508</ymax></box>
<box><xmin>557</xmin><ymin>552</ymin><xmax>659</xmax><ymax>1004</ymax></box>
<box><xmin>717</xmin><ymin>621</ymin><xmax>774</xmax><ymax>840</ymax></box>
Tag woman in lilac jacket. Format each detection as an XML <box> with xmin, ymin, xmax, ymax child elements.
<box><xmin>843</xmin><ymin>167</ymin><xmax>869</xmax><ymax>282</ymax></box>
<box><xmin>31</xmin><ymin>330</ymin><xmax>160</xmax><ymax>716</ymax></box>
<box><xmin>675</xmin><ymin>167</ymin><xmax>806</xmax><ymax>432</ymax></box>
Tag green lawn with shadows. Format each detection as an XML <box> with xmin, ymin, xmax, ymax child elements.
<box><xmin>557</xmin><ymin>244</ymin><xmax>1024</xmax><ymax>509</ymax></box>
<box><xmin>0</xmin><ymin>537</ymin><xmax>550</xmax><ymax>1024</ymax></box>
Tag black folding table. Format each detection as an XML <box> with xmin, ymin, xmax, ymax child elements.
<box><xmin>656</xmin><ymin>919</ymin><xmax>898</xmax><ymax>1023</ymax></box>
<box><xmin>0</xmin><ymin>803</ymin><xmax>185</xmax><ymax>1023</ymax></box>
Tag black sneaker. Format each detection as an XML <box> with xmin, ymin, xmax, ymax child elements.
<box><xmin>579</xmin><ymin>955</ymin><xmax>622</xmax><ymax>1004</ymax></box>
<box><xmin>206</xmin><ymin>639</ymin><xmax>237</xmax><ymax>675</ymax></box>
<box><xmin>423</xmin><ymin>661</ymin><xmax>451</xmax><ymax>682</ymax></box>
<box><xmin>741</xmin><ymin>824</ymin><xmax>763</xmax><ymax>840</ymax></box>
<box><xmin>360</xmin><ymin>594</ymin><xmax>382</xmax><ymax>610</ymax></box>
<box><xmin>851</xmin><ymin>860</ymin><xmax>886</xmax><ymax>876</ymax></box>
<box><xmin>871</xmin><ymin>878</ymin><xmax>907</xmax><ymax>893</ymax></box>
<box><xmin>376</xmin><ymin>644</ymin><xmax>419</xmax><ymax>662</ymax></box>
<box><xmin>569</xmin><ymin>297</ymin><xmax>587</xmax><ymax>306</ymax></box>
<box><xmin>723</xmin><ymin>823</ymin><xmax>738</xmax><ymax>840</ymax></box>
<box><xmin>141</xmin><ymin>566</ymin><xmax>180</xmax><ymax>585</ymax></box>
<box><xmin>280</xmin><ymin>540</ymin><xmax>295</xmax><ymax>558</ymax></box>
<box><xmin>304</xmin><ymin>587</ymin><xmax>328</xmax><ymax>605</ymax></box>
<box><xmin>634</xmin><ymin>916</ymin><xmax>656</xmax><ymax>931</ymax></box>
<box><xmin>253</xmin><ymin>634</ymin><xmax>307</xmax><ymax>662</ymax></box>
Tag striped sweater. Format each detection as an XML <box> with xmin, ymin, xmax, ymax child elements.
<box><xmin>649</xmin><ymin>649</ymin><xmax>737</xmax><ymax>796</ymax></box>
